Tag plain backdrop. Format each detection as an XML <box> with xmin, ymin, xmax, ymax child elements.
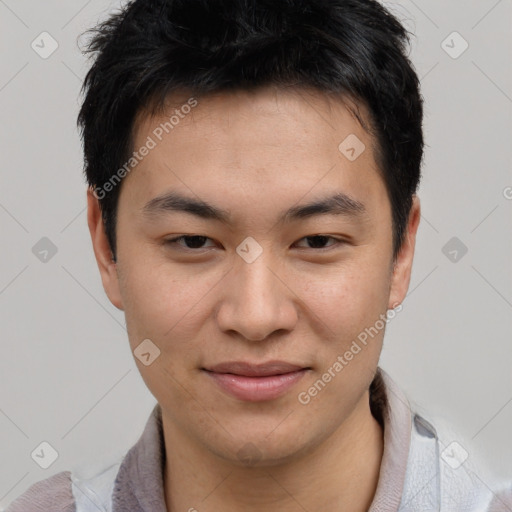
<box><xmin>1</xmin><ymin>0</ymin><xmax>511</xmax><ymax>508</ymax></box>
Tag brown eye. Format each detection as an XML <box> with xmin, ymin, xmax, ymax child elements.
<box><xmin>165</xmin><ymin>235</ymin><xmax>216</xmax><ymax>249</ymax></box>
<box><xmin>295</xmin><ymin>235</ymin><xmax>342</xmax><ymax>250</ymax></box>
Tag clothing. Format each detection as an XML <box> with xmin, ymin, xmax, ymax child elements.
<box><xmin>6</xmin><ymin>368</ymin><xmax>512</xmax><ymax>511</ymax></box>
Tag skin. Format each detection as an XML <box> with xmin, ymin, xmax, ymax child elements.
<box><xmin>87</xmin><ymin>85</ymin><xmax>420</xmax><ymax>512</ymax></box>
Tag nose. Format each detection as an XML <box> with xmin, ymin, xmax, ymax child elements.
<box><xmin>215</xmin><ymin>250</ymin><xmax>298</xmax><ymax>342</ymax></box>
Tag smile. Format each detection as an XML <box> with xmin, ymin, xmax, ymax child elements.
<box><xmin>202</xmin><ymin>361</ymin><xmax>310</xmax><ymax>402</ymax></box>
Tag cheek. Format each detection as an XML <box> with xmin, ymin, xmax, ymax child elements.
<box><xmin>116</xmin><ymin>256</ymin><xmax>215</xmax><ymax>402</ymax></box>
<box><xmin>294</xmin><ymin>255</ymin><xmax>392</xmax><ymax>339</ymax></box>
<box><xmin>116</xmin><ymin>246</ymin><xmax>221</xmax><ymax>349</ymax></box>
<box><xmin>292</xmin><ymin>261</ymin><xmax>389</xmax><ymax>414</ymax></box>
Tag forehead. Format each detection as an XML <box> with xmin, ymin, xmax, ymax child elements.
<box><xmin>135</xmin><ymin>86</ymin><xmax>373</xmax><ymax>150</ymax></box>
<box><xmin>122</xmin><ymin>86</ymin><xmax>387</xmax><ymax>219</ymax></box>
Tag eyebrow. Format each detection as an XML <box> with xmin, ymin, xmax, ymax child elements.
<box><xmin>140</xmin><ymin>191</ymin><xmax>367</xmax><ymax>224</ymax></box>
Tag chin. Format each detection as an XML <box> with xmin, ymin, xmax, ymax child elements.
<box><xmin>208</xmin><ymin>428</ymin><xmax>315</xmax><ymax>469</ymax></box>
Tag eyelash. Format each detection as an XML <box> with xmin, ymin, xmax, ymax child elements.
<box><xmin>164</xmin><ymin>235</ymin><xmax>346</xmax><ymax>252</ymax></box>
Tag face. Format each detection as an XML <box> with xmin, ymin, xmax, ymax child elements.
<box><xmin>88</xmin><ymin>86</ymin><xmax>419</xmax><ymax>466</ymax></box>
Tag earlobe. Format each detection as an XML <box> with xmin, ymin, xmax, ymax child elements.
<box><xmin>388</xmin><ymin>196</ymin><xmax>421</xmax><ymax>310</ymax></box>
<box><xmin>86</xmin><ymin>187</ymin><xmax>125</xmax><ymax>311</ymax></box>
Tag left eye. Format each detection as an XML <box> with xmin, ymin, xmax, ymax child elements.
<box><xmin>164</xmin><ymin>234</ymin><xmax>342</xmax><ymax>251</ymax></box>
<box><xmin>294</xmin><ymin>235</ymin><xmax>342</xmax><ymax>249</ymax></box>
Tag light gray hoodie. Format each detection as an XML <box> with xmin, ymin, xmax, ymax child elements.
<box><xmin>6</xmin><ymin>368</ymin><xmax>512</xmax><ymax>511</ymax></box>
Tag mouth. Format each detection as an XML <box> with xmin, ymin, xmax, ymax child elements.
<box><xmin>202</xmin><ymin>361</ymin><xmax>311</xmax><ymax>402</ymax></box>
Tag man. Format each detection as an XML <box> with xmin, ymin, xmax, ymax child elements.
<box><xmin>7</xmin><ymin>0</ymin><xmax>511</xmax><ymax>510</ymax></box>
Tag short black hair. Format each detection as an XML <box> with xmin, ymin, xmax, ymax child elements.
<box><xmin>78</xmin><ymin>0</ymin><xmax>424</xmax><ymax>262</ymax></box>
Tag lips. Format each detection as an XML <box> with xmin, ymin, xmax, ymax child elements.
<box><xmin>206</xmin><ymin>361</ymin><xmax>306</xmax><ymax>377</ymax></box>
<box><xmin>203</xmin><ymin>361</ymin><xmax>310</xmax><ymax>401</ymax></box>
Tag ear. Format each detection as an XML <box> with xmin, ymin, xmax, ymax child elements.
<box><xmin>388</xmin><ymin>195</ymin><xmax>421</xmax><ymax>309</ymax></box>
<box><xmin>87</xmin><ymin>187</ymin><xmax>124</xmax><ymax>311</ymax></box>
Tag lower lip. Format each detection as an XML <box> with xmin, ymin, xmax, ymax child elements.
<box><xmin>205</xmin><ymin>369</ymin><xmax>308</xmax><ymax>402</ymax></box>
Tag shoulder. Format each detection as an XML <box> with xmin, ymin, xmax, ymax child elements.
<box><xmin>5</xmin><ymin>470</ymin><xmax>75</xmax><ymax>512</ymax></box>
<box><xmin>408</xmin><ymin>411</ymin><xmax>512</xmax><ymax>511</ymax></box>
<box><xmin>487</xmin><ymin>487</ymin><xmax>512</xmax><ymax>511</ymax></box>
<box><xmin>5</xmin><ymin>460</ymin><xmax>123</xmax><ymax>512</ymax></box>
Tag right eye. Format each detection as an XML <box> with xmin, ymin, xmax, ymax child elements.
<box><xmin>164</xmin><ymin>235</ymin><xmax>217</xmax><ymax>250</ymax></box>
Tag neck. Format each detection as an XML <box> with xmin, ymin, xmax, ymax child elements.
<box><xmin>163</xmin><ymin>390</ymin><xmax>384</xmax><ymax>512</ymax></box>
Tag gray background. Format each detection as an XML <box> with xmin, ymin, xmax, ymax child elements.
<box><xmin>1</xmin><ymin>0</ymin><xmax>511</xmax><ymax>507</ymax></box>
